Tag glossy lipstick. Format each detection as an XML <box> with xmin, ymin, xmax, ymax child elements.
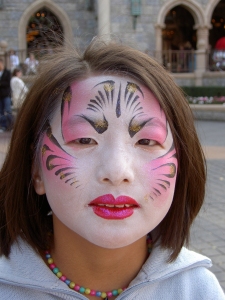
<box><xmin>89</xmin><ymin>194</ymin><xmax>139</xmax><ymax>219</ymax></box>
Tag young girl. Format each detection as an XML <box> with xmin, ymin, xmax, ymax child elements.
<box><xmin>0</xmin><ymin>39</ymin><xmax>224</xmax><ymax>299</ymax></box>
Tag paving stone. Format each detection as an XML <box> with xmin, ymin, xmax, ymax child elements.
<box><xmin>189</xmin><ymin>120</ymin><xmax>225</xmax><ymax>290</ymax></box>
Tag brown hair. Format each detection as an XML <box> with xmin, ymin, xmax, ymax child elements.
<box><xmin>12</xmin><ymin>68</ymin><xmax>21</xmax><ymax>77</ymax></box>
<box><xmin>0</xmin><ymin>38</ymin><xmax>206</xmax><ymax>261</ymax></box>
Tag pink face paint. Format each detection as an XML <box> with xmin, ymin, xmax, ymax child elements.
<box><xmin>39</xmin><ymin>75</ymin><xmax>178</xmax><ymax>250</ymax></box>
<box><xmin>144</xmin><ymin>144</ymin><xmax>177</xmax><ymax>205</ymax></box>
<box><xmin>41</xmin><ymin>127</ymin><xmax>78</xmax><ymax>186</ymax></box>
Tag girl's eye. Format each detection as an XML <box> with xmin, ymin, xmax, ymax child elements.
<box><xmin>137</xmin><ymin>139</ymin><xmax>157</xmax><ymax>146</ymax></box>
<box><xmin>77</xmin><ymin>138</ymin><xmax>96</xmax><ymax>145</ymax></box>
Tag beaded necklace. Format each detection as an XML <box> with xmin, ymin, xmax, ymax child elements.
<box><xmin>45</xmin><ymin>235</ymin><xmax>153</xmax><ymax>299</ymax></box>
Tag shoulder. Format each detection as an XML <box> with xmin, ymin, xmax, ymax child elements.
<box><xmin>10</xmin><ymin>77</ymin><xmax>21</xmax><ymax>87</ymax></box>
<box><xmin>162</xmin><ymin>265</ymin><xmax>225</xmax><ymax>299</ymax></box>
<box><xmin>2</xmin><ymin>69</ymin><xmax>10</xmax><ymax>77</ymax></box>
<box><xmin>130</xmin><ymin>266</ymin><xmax>225</xmax><ymax>300</ymax></box>
<box><xmin>131</xmin><ymin>246</ymin><xmax>225</xmax><ymax>299</ymax></box>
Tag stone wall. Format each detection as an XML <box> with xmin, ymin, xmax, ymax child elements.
<box><xmin>0</xmin><ymin>0</ymin><xmax>211</xmax><ymax>52</ymax></box>
<box><xmin>190</xmin><ymin>104</ymin><xmax>225</xmax><ymax>121</ymax></box>
<box><xmin>0</xmin><ymin>0</ymin><xmax>97</xmax><ymax>50</ymax></box>
<box><xmin>1</xmin><ymin>0</ymin><xmax>225</xmax><ymax>86</ymax></box>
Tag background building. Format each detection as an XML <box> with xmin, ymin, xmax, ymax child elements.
<box><xmin>0</xmin><ymin>0</ymin><xmax>225</xmax><ymax>86</ymax></box>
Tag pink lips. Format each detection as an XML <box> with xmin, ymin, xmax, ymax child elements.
<box><xmin>89</xmin><ymin>194</ymin><xmax>140</xmax><ymax>220</ymax></box>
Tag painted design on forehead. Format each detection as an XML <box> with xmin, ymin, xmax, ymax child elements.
<box><xmin>93</xmin><ymin>80</ymin><xmax>115</xmax><ymax>105</ymax></box>
<box><xmin>41</xmin><ymin>125</ymin><xmax>80</xmax><ymax>187</ymax></box>
<box><xmin>61</xmin><ymin>80</ymin><xmax>166</xmax><ymax>142</ymax></box>
<box><xmin>125</xmin><ymin>82</ymin><xmax>144</xmax><ymax>113</ymax></box>
<box><xmin>81</xmin><ymin>80</ymin><xmax>148</xmax><ymax>136</ymax></box>
<box><xmin>148</xmin><ymin>143</ymin><xmax>177</xmax><ymax>200</ymax></box>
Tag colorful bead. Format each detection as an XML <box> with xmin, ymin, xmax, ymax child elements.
<box><xmin>101</xmin><ymin>292</ymin><xmax>107</xmax><ymax>298</ymax></box>
<box><xmin>107</xmin><ymin>292</ymin><xmax>113</xmax><ymax>297</ymax></box>
<box><xmin>79</xmin><ymin>287</ymin><xmax>85</xmax><ymax>293</ymax></box>
<box><xmin>45</xmin><ymin>234</ymin><xmax>153</xmax><ymax>298</ymax></box>
<box><xmin>112</xmin><ymin>290</ymin><xmax>118</xmax><ymax>296</ymax></box>
<box><xmin>56</xmin><ymin>271</ymin><xmax>62</xmax><ymax>278</ymax></box>
<box><xmin>85</xmin><ymin>288</ymin><xmax>91</xmax><ymax>294</ymax></box>
<box><xmin>53</xmin><ymin>267</ymin><xmax>59</xmax><ymax>274</ymax></box>
<box><xmin>69</xmin><ymin>282</ymin><xmax>75</xmax><ymax>289</ymax></box>
<box><xmin>90</xmin><ymin>290</ymin><xmax>96</xmax><ymax>296</ymax></box>
<box><xmin>47</xmin><ymin>258</ymin><xmax>53</xmax><ymax>264</ymax></box>
<box><xmin>49</xmin><ymin>263</ymin><xmax>56</xmax><ymax>269</ymax></box>
<box><xmin>60</xmin><ymin>275</ymin><xmax>67</xmax><ymax>281</ymax></box>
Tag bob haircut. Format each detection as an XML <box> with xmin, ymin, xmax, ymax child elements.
<box><xmin>12</xmin><ymin>68</ymin><xmax>22</xmax><ymax>77</ymax></box>
<box><xmin>0</xmin><ymin>38</ymin><xmax>206</xmax><ymax>261</ymax></box>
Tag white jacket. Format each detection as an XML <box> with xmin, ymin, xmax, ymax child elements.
<box><xmin>0</xmin><ymin>238</ymin><xmax>224</xmax><ymax>299</ymax></box>
<box><xmin>10</xmin><ymin>76</ymin><xmax>28</xmax><ymax>109</ymax></box>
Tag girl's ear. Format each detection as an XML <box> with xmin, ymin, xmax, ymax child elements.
<box><xmin>33</xmin><ymin>167</ymin><xmax>46</xmax><ymax>195</ymax></box>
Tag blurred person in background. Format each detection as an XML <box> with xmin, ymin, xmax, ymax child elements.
<box><xmin>9</xmin><ymin>49</ymin><xmax>20</xmax><ymax>72</ymax></box>
<box><xmin>10</xmin><ymin>68</ymin><xmax>28</xmax><ymax>111</ymax></box>
<box><xmin>24</xmin><ymin>53</ymin><xmax>39</xmax><ymax>75</ymax></box>
<box><xmin>0</xmin><ymin>58</ymin><xmax>13</xmax><ymax>132</ymax></box>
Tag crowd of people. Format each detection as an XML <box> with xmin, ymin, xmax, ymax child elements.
<box><xmin>0</xmin><ymin>50</ymin><xmax>38</xmax><ymax>132</ymax></box>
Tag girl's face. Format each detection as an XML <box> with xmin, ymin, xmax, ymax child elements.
<box><xmin>35</xmin><ymin>75</ymin><xmax>178</xmax><ymax>248</ymax></box>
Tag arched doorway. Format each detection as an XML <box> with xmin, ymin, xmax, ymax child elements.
<box><xmin>18</xmin><ymin>0</ymin><xmax>73</xmax><ymax>56</ymax></box>
<box><xmin>26</xmin><ymin>7</ymin><xmax>63</xmax><ymax>56</ymax></box>
<box><xmin>209</xmin><ymin>0</ymin><xmax>225</xmax><ymax>48</ymax></box>
<box><xmin>162</xmin><ymin>5</ymin><xmax>196</xmax><ymax>72</ymax></box>
<box><xmin>209</xmin><ymin>0</ymin><xmax>225</xmax><ymax>70</ymax></box>
<box><xmin>163</xmin><ymin>5</ymin><xmax>196</xmax><ymax>51</ymax></box>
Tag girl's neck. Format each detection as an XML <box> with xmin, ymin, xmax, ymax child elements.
<box><xmin>49</xmin><ymin>218</ymin><xmax>149</xmax><ymax>299</ymax></box>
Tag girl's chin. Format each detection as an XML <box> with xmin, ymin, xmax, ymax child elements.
<box><xmin>80</xmin><ymin>231</ymin><xmax>149</xmax><ymax>249</ymax></box>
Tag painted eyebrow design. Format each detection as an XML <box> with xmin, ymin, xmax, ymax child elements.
<box><xmin>128</xmin><ymin>117</ymin><xmax>154</xmax><ymax>138</ymax></box>
<box><xmin>128</xmin><ymin>117</ymin><xmax>168</xmax><ymax>138</ymax></box>
<box><xmin>78</xmin><ymin>114</ymin><xmax>108</xmax><ymax>134</ymax></box>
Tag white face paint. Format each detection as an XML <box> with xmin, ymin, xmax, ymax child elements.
<box><xmin>37</xmin><ymin>75</ymin><xmax>177</xmax><ymax>248</ymax></box>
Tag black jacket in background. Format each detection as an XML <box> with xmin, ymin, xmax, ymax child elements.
<box><xmin>0</xmin><ymin>68</ymin><xmax>11</xmax><ymax>98</ymax></box>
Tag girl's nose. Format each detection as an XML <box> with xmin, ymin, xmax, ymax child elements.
<box><xmin>97</xmin><ymin>146</ymin><xmax>135</xmax><ymax>186</ymax></box>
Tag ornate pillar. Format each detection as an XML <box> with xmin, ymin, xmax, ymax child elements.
<box><xmin>98</xmin><ymin>0</ymin><xmax>110</xmax><ymax>36</ymax></box>
<box><xmin>194</xmin><ymin>25</ymin><xmax>209</xmax><ymax>85</ymax></box>
<box><xmin>154</xmin><ymin>24</ymin><xmax>164</xmax><ymax>64</ymax></box>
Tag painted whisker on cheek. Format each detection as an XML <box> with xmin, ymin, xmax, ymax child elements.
<box><xmin>156</xmin><ymin>179</ymin><xmax>170</xmax><ymax>190</ymax></box>
<box><xmin>153</xmin><ymin>188</ymin><xmax>161</xmax><ymax>196</ymax></box>
<box><xmin>152</xmin><ymin>163</ymin><xmax>177</xmax><ymax>178</ymax></box>
<box><xmin>41</xmin><ymin>127</ymin><xmax>80</xmax><ymax>188</ymax></box>
<box><xmin>146</xmin><ymin>143</ymin><xmax>177</xmax><ymax>201</ymax></box>
<box><xmin>156</xmin><ymin>183</ymin><xmax>167</xmax><ymax>190</ymax></box>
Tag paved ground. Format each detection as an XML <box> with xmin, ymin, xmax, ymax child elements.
<box><xmin>0</xmin><ymin>120</ymin><xmax>225</xmax><ymax>291</ymax></box>
<box><xmin>189</xmin><ymin>121</ymin><xmax>225</xmax><ymax>292</ymax></box>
